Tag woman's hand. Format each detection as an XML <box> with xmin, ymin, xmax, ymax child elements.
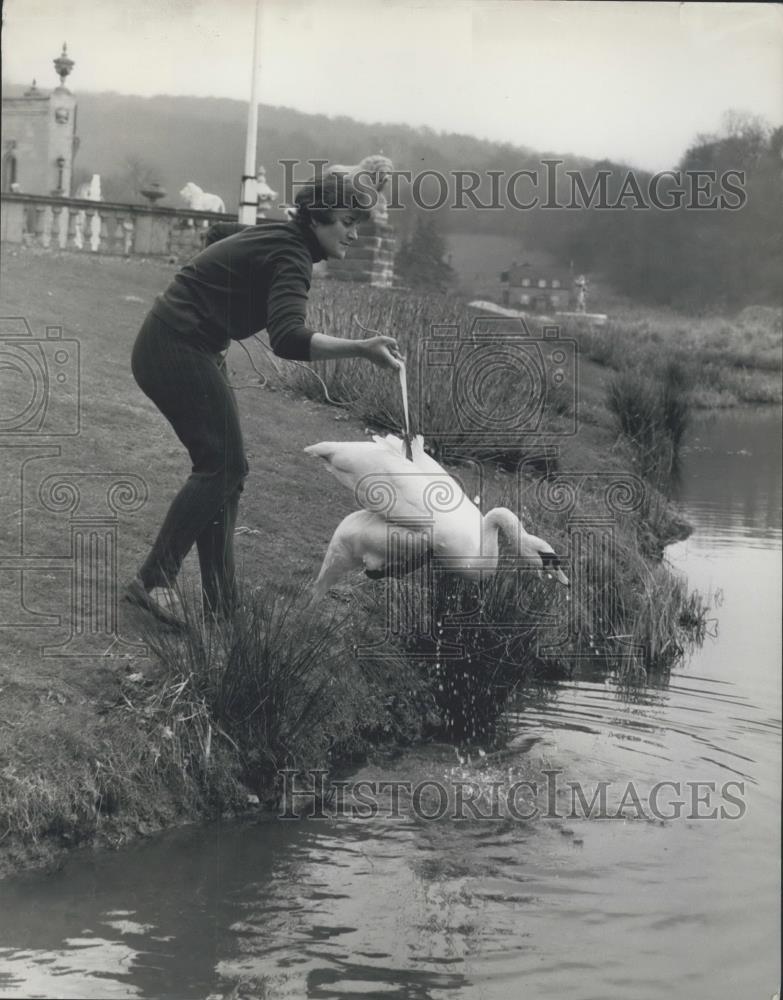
<box><xmin>362</xmin><ymin>335</ymin><xmax>404</xmax><ymax>370</ymax></box>
<box><xmin>309</xmin><ymin>332</ymin><xmax>404</xmax><ymax>368</ymax></box>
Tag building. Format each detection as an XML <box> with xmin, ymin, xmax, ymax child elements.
<box><xmin>499</xmin><ymin>260</ymin><xmax>572</xmax><ymax>312</ymax></box>
<box><xmin>1</xmin><ymin>45</ymin><xmax>79</xmax><ymax>197</ymax></box>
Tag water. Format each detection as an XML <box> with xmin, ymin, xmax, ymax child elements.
<box><xmin>1</xmin><ymin>409</ymin><xmax>780</xmax><ymax>1000</ymax></box>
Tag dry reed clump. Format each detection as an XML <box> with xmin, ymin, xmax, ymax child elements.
<box><xmin>135</xmin><ymin>580</ymin><xmax>429</xmax><ymax>797</ymax></box>
<box><xmin>607</xmin><ymin>361</ymin><xmax>690</xmax><ymax>485</ymax></box>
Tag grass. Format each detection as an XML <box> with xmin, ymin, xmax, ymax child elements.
<box><xmin>0</xmin><ymin>248</ymin><xmax>724</xmax><ymax>876</ymax></box>
<box><xmin>562</xmin><ymin>305</ymin><xmax>782</xmax><ymax>407</ymax></box>
<box><xmin>284</xmin><ymin>284</ymin><xmax>577</xmax><ymax>469</ymax></box>
<box><xmin>0</xmin><ymin>578</ymin><xmax>431</xmax><ymax>869</ymax></box>
<box><xmin>0</xmin><ymin>689</ymin><xmax>246</xmax><ymax>872</ymax></box>
<box><xmin>607</xmin><ymin>362</ymin><xmax>690</xmax><ymax>486</ymax></box>
<box><xmin>138</xmin><ymin>581</ymin><xmax>425</xmax><ymax>791</ymax></box>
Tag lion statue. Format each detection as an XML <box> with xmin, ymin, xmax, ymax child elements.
<box><xmin>179</xmin><ymin>182</ymin><xmax>226</xmax><ymax>227</ymax></box>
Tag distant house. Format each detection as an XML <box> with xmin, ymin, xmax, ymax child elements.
<box><xmin>499</xmin><ymin>260</ymin><xmax>572</xmax><ymax>312</ymax></box>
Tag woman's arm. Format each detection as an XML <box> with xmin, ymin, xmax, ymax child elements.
<box><xmin>310</xmin><ymin>333</ymin><xmax>402</xmax><ymax>370</ymax></box>
<box><xmin>265</xmin><ymin>253</ymin><xmax>402</xmax><ymax>369</ymax></box>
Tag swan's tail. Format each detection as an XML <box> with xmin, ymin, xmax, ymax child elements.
<box><xmin>303</xmin><ymin>441</ymin><xmax>339</xmax><ymax>460</ymax></box>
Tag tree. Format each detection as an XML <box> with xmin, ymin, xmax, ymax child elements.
<box><xmin>395</xmin><ymin>215</ymin><xmax>456</xmax><ymax>291</ymax></box>
<box><xmin>101</xmin><ymin>156</ymin><xmax>162</xmax><ymax>203</ymax></box>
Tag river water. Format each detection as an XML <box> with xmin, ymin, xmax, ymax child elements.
<box><xmin>0</xmin><ymin>409</ymin><xmax>780</xmax><ymax>1000</ymax></box>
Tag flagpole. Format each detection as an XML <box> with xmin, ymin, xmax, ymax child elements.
<box><xmin>238</xmin><ymin>0</ymin><xmax>262</xmax><ymax>224</ymax></box>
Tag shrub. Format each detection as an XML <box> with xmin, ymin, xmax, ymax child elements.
<box><xmin>607</xmin><ymin>362</ymin><xmax>690</xmax><ymax>485</ymax></box>
<box><xmin>141</xmin><ymin>581</ymin><xmax>422</xmax><ymax>791</ymax></box>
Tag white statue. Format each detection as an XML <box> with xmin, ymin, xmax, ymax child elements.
<box><xmin>255</xmin><ymin>165</ymin><xmax>278</xmax><ymax>220</ymax></box>
<box><xmin>74</xmin><ymin>173</ymin><xmax>102</xmax><ymax>251</ymax></box>
<box><xmin>325</xmin><ymin>154</ymin><xmax>393</xmax><ymax>224</ymax></box>
<box><xmin>179</xmin><ymin>181</ymin><xmax>226</xmax><ymax>227</ymax></box>
<box><xmin>574</xmin><ymin>274</ymin><xmax>589</xmax><ymax>313</ymax></box>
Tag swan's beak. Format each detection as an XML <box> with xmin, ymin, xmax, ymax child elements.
<box><xmin>538</xmin><ymin>551</ymin><xmax>569</xmax><ymax>586</ymax></box>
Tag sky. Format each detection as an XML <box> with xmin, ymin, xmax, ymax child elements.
<box><xmin>3</xmin><ymin>0</ymin><xmax>782</xmax><ymax>171</ymax></box>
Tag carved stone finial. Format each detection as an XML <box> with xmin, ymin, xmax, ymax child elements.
<box><xmin>54</xmin><ymin>43</ymin><xmax>75</xmax><ymax>87</ymax></box>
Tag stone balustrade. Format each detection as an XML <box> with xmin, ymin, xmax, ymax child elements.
<box><xmin>0</xmin><ymin>192</ymin><xmax>234</xmax><ymax>259</ymax></box>
<box><xmin>1</xmin><ymin>193</ymin><xmax>398</xmax><ymax>285</ymax></box>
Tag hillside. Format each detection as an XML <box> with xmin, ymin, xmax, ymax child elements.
<box><xmin>3</xmin><ymin>84</ymin><xmax>780</xmax><ymax>311</ymax></box>
<box><xmin>2</xmin><ymin>84</ymin><xmax>588</xmax><ymax>235</ymax></box>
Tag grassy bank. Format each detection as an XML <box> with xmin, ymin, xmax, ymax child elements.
<box><xmin>559</xmin><ymin>303</ymin><xmax>782</xmax><ymax>408</ymax></box>
<box><xmin>0</xmin><ymin>249</ymin><xmax>715</xmax><ymax>877</ymax></box>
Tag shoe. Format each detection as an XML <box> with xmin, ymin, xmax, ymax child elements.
<box><xmin>124</xmin><ymin>577</ymin><xmax>186</xmax><ymax>628</ymax></box>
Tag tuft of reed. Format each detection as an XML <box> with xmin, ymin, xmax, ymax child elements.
<box><xmin>138</xmin><ymin>580</ymin><xmax>431</xmax><ymax>795</ymax></box>
<box><xmin>607</xmin><ymin>362</ymin><xmax>690</xmax><ymax>487</ymax></box>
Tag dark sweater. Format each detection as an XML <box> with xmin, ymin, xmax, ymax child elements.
<box><xmin>150</xmin><ymin>220</ymin><xmax>325</xmax><ymax>360</ymax></box>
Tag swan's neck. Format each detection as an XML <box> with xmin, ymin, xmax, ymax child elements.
<box><xmin>482</xmin><ymin>507</ymin><xmax>520</xmax><ymax>556</ymax></box>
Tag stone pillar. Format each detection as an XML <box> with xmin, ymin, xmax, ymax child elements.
<box><xmin>48</xmin><ymin>86</ymin><xmax>77</xmax><ymax>196</ymax></box>
<box><xmin>327</xmin><ymin>219</ymin><xmax>395</xmax><ymax>288</ymax></box>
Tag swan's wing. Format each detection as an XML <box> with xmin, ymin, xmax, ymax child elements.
<box><xmin>304</xmin><ymin>440</ymin><xmax>431</xmax><ymax>520</ymax></box>
<box><xmin>372</xmin><ymin>433</ymin><xmax>450</xmax><ymax>475</ymax></box>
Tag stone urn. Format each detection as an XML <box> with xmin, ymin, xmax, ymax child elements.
<box><xmin>140</xmin><ymin>182</ymin><xmax>166</xmax><ymax>206</ymax></box>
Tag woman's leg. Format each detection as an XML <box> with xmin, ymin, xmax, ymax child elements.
<box><xmin>195</xmin><ymin>485</ymin><xmax>242</xmax><ymax>616</ymax></box>
<box><xmin>131</xmin><ymin>315</ymin><xmax>248</xmax><ymax>613</ymax></box>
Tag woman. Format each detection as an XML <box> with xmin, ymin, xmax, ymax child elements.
<box><xmin>126</xmin><ymin>175</ymin><xmax>401</xmax><ymax>626</ymax></box>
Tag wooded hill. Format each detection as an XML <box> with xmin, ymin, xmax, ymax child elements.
<box><xmin>5</xmin><ymin>84</ymin><xmax>780</xmax><ymax>310</ymax></box>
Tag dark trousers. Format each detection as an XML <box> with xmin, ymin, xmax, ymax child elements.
<box><xmin>131</xmin><ymin>313</ymin><xmax>249</xmax><ymax>614</ymax></box>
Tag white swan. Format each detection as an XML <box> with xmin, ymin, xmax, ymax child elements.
<box><xmin>305</xmin><ymin>433</ymin><xmax>569</xmax><ymax>600</ymax></box>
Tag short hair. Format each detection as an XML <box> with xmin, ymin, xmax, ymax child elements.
<box><xmin>293</xmin><ymin>175</ymin><xmax>373</xmax><ymax>226</ymax></box>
